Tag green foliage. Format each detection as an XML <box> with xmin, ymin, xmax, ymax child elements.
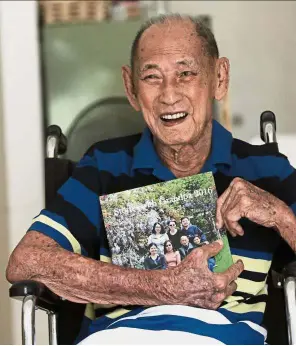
<box><xmin>100</xmin><ymin>173</ymin><xmax>232</xmax><ymax>269</ymax></box>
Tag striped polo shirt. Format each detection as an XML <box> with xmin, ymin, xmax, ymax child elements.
<box><xmin>28</xmin><ymin>120</ymin><xmax>296</xmax><ymax>344</ymax></box>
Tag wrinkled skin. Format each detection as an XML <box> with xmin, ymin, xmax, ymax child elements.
<box><xmin>122</xmin><ymin>18</ymin><xmax>230</xmax><ymax>177</ymax></box>
<box><xmin>216</xmin><ymin>178</ymin><xmax>296</xmax><ymax>251</ymax></box>
<box><xmin>168</xmin><ymin>240</ymin><xmax>244</xmax><ymax>309</ymax></box>
<box><xmin>6</xmin><ymin>17</ymin><xmax>296</xmax><ymax>312</ymax></box>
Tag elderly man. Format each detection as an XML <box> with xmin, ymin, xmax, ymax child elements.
<box><xmin>179</xmin><ymin>235</ymin><xmax>194</xmax><ymax>260</ymax></box>
<box><xmin>6</xmin><ymin>14</ymin><xmax>296</xmax><ymax>345</ymax></box>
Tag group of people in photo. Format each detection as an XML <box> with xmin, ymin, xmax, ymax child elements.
<box><xmin>144</xmin><ymin>217</ymin><xmax>216</xmax><ymax>271</ymax></box>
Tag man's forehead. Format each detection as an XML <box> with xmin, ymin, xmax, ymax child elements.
<box><xmin>139</xmin><ymin>57</ymin><xmax>198</xmax><ymax>72</ymax></box>
<box><xmin>137</xmin><ymin>23</ymin><xmax>203</xmax><ymax>70</ymax></box>
<box><xmin>137</xmin><ymin>21</ymin><xmax>202</xmax><ymax>57</ymax></box>
<box><xmin>141</xmin><ymin>19</ymin><xmax>196</xmax><ymax>40</ymax></box>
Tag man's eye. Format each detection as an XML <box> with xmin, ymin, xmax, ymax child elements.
<box><xmin>143</xmin><ymin>74</ymin><xmax>160</xmax><ymax>80</ymax></box>
<box><xmin>180</xmin><ymin>71</ymin><xmax>194</xmax><ymax>77</ymax></box>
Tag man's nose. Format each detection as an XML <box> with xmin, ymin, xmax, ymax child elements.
<box><xmin>159</xmin><ymin>80</ymin><xmax>182</xmax><ymax>106</ymax></box>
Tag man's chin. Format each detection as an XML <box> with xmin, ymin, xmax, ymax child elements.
<box><xmin>157</xmin><ymin>135</ymin><xmax>197</xmax><ymax>148</ymax></box>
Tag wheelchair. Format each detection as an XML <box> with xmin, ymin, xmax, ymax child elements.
<box><xmin>9</xmin><ymin>104</ymin><xmax>296</xmax><ymax>345</ymax></box>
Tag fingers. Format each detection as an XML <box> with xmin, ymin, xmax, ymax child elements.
<box><xmin>216</xmin><ymin>186</ymin><xmax>233</xmax><ymax>229</ymax></box>
<box><xmin>222</xmin><ymin>260</ymin><xmax>244</xmax><ymax>284</ymax></box>
<box><xmin>210</xmin><ymin>262</ymin><xmax>243</xmax><ymax>307</ymax></box>
<box><xmin>202</xmin><ymin>239</ymin><xmax>224</xmax><ymax>259</ymax></box>
<box><xmin>226</xmin><ymin>220</ymin><xmax>244</xmax><ymax>237</ymax></box>
<box><xmin>225</xmin><ymin>280</ymin><xmax>237</xmax><ymax>296</ymax></box>
<box><xmin>211</xmin><ymin>281</ymin><xmax>237</xmax><ymax>304</ymax></box>
<box><xmin>216</xmin><ymin>178</ymin><xmax>248</xmax><ymax>237</ymax></box>
<box><xmin>190</xmin><ymin>280</ymin><xmax>238</xmax><ymax>310</ymax></box>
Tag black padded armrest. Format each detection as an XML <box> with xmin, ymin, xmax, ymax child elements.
<box><xmin>271</xmin><ymin>258</ymin><xmax>296</xmax><ymax>290</ymax></box>
<box><xmin>283</xmin><ymin>260</ymin><xmax>296</xmax><ymax>278</ymax></box>
<box><xmin>9</xmin><ymin>280</ymin><xmax>61</xmax><ymax>312</ymax></box>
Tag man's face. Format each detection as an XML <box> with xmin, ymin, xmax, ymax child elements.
<box><xmin>180</xmin><ymin>236</ymin><xmax>189</xmax><ymax>246</ymax></box>
<box><xmin>181</xmin><ymin>218</ymin><xmax>190</xmax><ymax>228</ymax></box>
<box><xmin>129</xmin><ymin>20</ymin><xmax>216</xmax><ymax>147</ymax></box>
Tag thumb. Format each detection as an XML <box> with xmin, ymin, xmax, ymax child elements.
<box><xmin>203</xmin><ymin>239</ymin><xmax>224</xmax><ymax>259</ymax></box>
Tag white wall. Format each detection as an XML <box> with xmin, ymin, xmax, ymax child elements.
<box><xmin>170</xmin><ymin>1</ymin><xmax>296</xmax><ymax>142</ymax></box>
<box><xmin>0</xmin><ymin>1</ymin><xmax>47</xmax><ymax>344</ymax></box>
<box><xmin>0</xmin><ymin>30</ymin><xmax>11</xmax><ymax>343</ymax></box>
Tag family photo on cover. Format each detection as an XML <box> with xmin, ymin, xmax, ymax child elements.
<box><xmin>100</xmin><ymin>172</ymin><xmax>233</xmax><ymax>273</ymax></box>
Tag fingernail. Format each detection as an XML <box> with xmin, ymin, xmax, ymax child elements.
<box><xmin>215</xmin><ymin>239</ymin><xmax>223</xmax><ymax>246</ymax></box>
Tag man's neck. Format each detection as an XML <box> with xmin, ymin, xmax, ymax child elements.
<box><xmin>154</xmin><ymin>121</ymin><xmax>212</xmax><ymax>178</ymax></box>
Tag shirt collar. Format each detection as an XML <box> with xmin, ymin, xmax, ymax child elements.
<box><xmin>132</xmin><ymin>120</ymin><xmax>232</xmax><ymax>179</ymax></box>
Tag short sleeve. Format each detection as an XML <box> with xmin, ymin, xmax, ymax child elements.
<box><xmin>28</xmin><ymin>148</ymin><xmax>101</xmax><ymax>259</ymax></box>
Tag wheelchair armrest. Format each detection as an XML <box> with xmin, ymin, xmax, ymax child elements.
<box><xmin>9</xmin><ymin>280</ymin><xmax>61</xmax><ymax>313</ymax></box>
<box><xmin>282</xmin><ymin>261</ymin><xmax>296</xmax><ymax>345</ymax></box>
<box><xmin>47</xmin><ymin>125</ymin><xmax>67</xmax><ymax>156</ymax></box>
<box><xmin>283</xmin><ymin>260</ymin><xmax>296</xmax><ymax>278</ymax></box>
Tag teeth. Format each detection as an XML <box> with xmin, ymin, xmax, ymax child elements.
<box><xmin>161</xmin><ymin>112</ymin><xmax>187</xmax><ymax>120</ymax></box>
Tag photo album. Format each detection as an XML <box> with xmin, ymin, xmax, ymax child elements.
<box><xmin>100</xmin><ymin>172</ymin><xmax>233</xmax><ymax>273</ymax></box>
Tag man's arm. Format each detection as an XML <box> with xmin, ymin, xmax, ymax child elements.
<box><xmin>273</xmin><ymin>206</ymin><xmax>296</xmax><ymax>252</ymax></box>
<box><xmin>200</xmin><ymin>233</ymin><xmax>207</xmax><ymax>242</ymax></box>
<box><xmin>216</xmin><ymin>177</ymin><xmax>296</xmax><ymax>252</ymax></box>
<box><xmin>6</xmin><ymin>231</ymin><xmax>171</xmax><ymax>305</ymax></box>
<box><xmin>6</xmin><ymin>231</ymin><xmax>244</xmax><ymax>310</ymax></box>
<box><xmin>194</xmin><ymin>225</ymin><xmax>207</xmax><ymax>242</ymax></box>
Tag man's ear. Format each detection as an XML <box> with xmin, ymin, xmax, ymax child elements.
<box><xmin>121</xmin><ymin>65</ymin><xmax>141</xmax><ymax>111</ymax></box>
<box><xmin>214</xmin><ymin>58</ymin><xmax>230</xmax><ymax>101</ymax></box>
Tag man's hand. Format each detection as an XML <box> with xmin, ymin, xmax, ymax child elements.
<box><xmin>169</xmin><ymin>240</ymin><xmax>244</xmax><ymax>309</ymax></box>
<box><xmin>216</xmin><ymin>177</ymin><xmax>290</xmax><ymax>237</ymax></box>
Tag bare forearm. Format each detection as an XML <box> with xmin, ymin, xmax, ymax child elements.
<box><xmin>276</xmin><ymin>205</ymin><xmax>296</xmax><ymax>252</ymax></box>
<box><xmin>6</xmin><ymin>232</ymin><xmax>172</xmax><ymax>306</ymax></box>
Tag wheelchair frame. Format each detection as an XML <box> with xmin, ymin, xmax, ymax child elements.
<box><xmin>9</xmin><ymin>111</ymin><xmax>296</xmax><ymax>345</ymax></box>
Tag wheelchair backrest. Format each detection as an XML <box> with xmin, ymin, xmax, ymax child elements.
<box><xmin>64</xmin><ymin>96</ymin><xmax>146</xmax><ymax>162</ymax></box>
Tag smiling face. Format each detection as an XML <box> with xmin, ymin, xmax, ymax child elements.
<box><xmin>181</xmin><ymin>217</ymin><xmax>190</xmax><ymax>228</ymax></box>
<box><xmin>180</xmin><ymin>236</ymin><xmax>189</xmax><ymax>246</ymax></box>
<box><xmin>154</xmin><ymin>224</ymin><xmax>162</xmax><ymax>234</ymax></box>
<box><xmin>165</xmin><ymin>241</ymin><xmax>173</xmax><ymax>253</ymax></box>
<box><xmin>169</xmin><ymin>221</ymin><xmax>176</xmax><ymax>230</ymax></box>
<box><xmin>122</xmin><ymin>18</ymin><xmax>229</xmax><ymax>149</ymax></box>
<box><xmin>193</xmin><ymin>236</ymin><xmax>201</xmax><ymax>245</ymax></box>
<box><xmin>149</xmin><ymin>244</ymin><xmax>158</xmax><ymax>256</ymax></box>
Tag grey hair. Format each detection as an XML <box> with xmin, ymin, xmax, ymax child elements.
<box><xmin>130</xmin><ymin>13</ymin><xmax>219</xmax><ymax>72</ymax></box>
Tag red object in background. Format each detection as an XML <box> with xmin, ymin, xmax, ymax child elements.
<box><xmin>39</xmin><ymin>0</ymin><xmax>111</xmax><ymax>24</ymax></box>
<box><xmin>111</xmin><ymin>0</ymin><xmax>141</xmax><ymax>20</ymax></box>
<box><xmin>112</xmin><ymin>1</ymin><xmax>139</xmax><ymax>3</ymax></box>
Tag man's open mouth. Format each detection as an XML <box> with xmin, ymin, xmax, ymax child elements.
<box><xmin>160</xmin><ymin>112</ymin><xmax>188</xmax><ymax>122</ymax></box>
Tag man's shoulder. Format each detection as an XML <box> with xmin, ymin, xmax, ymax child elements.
<box><xmin>230</xmin><ymin>137</ymin><xmax>294</xmax><ymax>181</ymax></box>
<box><xmin>87</xmin><ymin>133</ymin><xmax>142</xmax><ymax>158</ymax></box>
<box><xmin>77</xmin><ymin>133</ymin><xmax>142</xmax><ymax>175</ymax></box>
<box><xmin>231</xmin><ymin>137</ymin><xmax>284</xmax><ymax>159</ymax></box>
